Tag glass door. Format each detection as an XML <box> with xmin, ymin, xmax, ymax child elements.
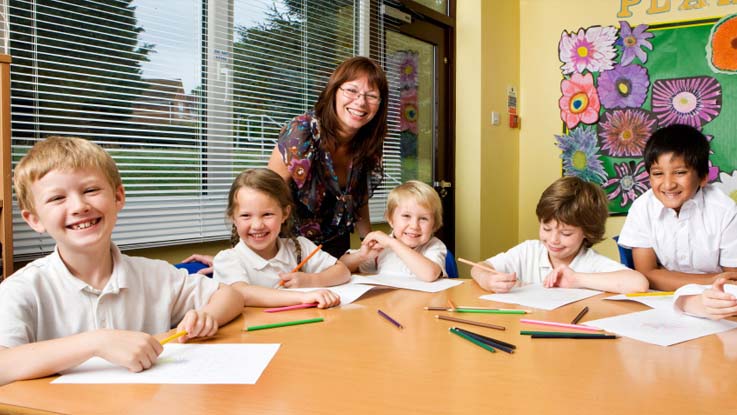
<box><xmin>384</xmin><ymin>14</ymin><xmax>454</xmax><ymax>250</ymax></box>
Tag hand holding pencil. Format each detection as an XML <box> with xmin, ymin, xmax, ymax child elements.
<box><xmin>279</xmin><ymin>244</ymin><xmax>323</xmax><ymax>288</ymax></box>
<box><xmin>459</xmin><ymin>257</ymin><xmax>517</xmax><ymax>293</ymax></box>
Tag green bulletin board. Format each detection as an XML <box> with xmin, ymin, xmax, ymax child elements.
<box><xmin>555</xmin><ymin>15</ymin><xmax>737</xmax><ymax>214</ymax></box>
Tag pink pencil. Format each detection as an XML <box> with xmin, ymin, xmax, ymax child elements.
<box><xmin>520</xmin><ymin>318</ymin><xmax>602</xmax><ymax>332</ymax></box>
<box><xmin>264</xmin><ymin>302</ymin><xmax>319</xmax><ymax>313</ymax></box>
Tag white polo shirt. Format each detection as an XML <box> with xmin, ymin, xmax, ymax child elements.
<box><xmin>0</xmin><ymin>244</ymin><xmax>220</xmax><ymax>348</ymax></box>
<box><xmin>618</xmin><ymin>186</ymin><xmax>737</xmax><ymax>273</ymax></box>
<box><xmin>355</xmin><ymin>236</ymin><xmax>448</xmax><ymax>278</ymax></box>
<box><xmin>673</xmin><ymin>283</ymin><xmax>737</xmax><ymax>314</ymax></box>
<box><xmin>213</xmin><ymin>237</ymin><xmax>338</xmax><ymax>288</ymax></box>
<box><xmin>485</xmin><ymin>240</ymin><xmax>627</xmax><ymax>285</ymax></box>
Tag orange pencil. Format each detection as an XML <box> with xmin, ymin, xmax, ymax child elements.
<box><xmin>279</xmin><ymin>244</ymin><xmax>323</xmax><ymax>286</ymax></box>
<box><xmin>457</xmin><ymin>257</ymin><xmax>495</xmax><ymax>273</ymax></box>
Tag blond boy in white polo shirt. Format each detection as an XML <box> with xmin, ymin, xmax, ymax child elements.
<box><xmin>340</xmin><ymin>180</ymin><xmax>447</xmax><ymax>282</ymax></box>
<box><xmin>0</xmin><ymin>137</ymin><xmax>243</xmax><ymax>385</ymax></box>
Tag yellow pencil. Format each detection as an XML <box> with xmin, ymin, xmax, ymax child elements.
<box><xmin>160</xmin><ymin>330</ymin><xmax>188</xmax><ymax>345</ymax></box>
<box><xmin>625</xmin><ymin>291</ymin><xmax>675</xmax><ymax>297</ymax></box>
<box><xmin>279</xmin><ymin>244</ymin><xmax>323</xmax><ymax>286</ymax></box>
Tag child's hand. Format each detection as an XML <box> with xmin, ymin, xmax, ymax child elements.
<box><xmin>93</xmin><ymin>330</ymin><xmax>163</xmax><ymax>372</ymax></box>
<box><xmin>278</xmin><ymin>272</ymin><xmax>314</xmax><ymax>288</ymax></box>
<box><xmin>361</xmin><ymin>231</ymin><xmax>394</xmax><ymax>249</ymax></box>
<box><xmin>543</xmin><ymin>265</ymin><xmax>579</xmax><ymax>288</ymax></box>
<box><xmin>700</xmin><ymin>278</ymin><xmax>737</xmax><ymax>320</ymax></box>
<box><xmin>358</xmin><ymin>238</ymin><xmax>383</xmax><ymax>260</ymax></box>
<box><xmin>300</xmin><ymin>289</ymin><xmax>341</xmax><ymax>308</ymax></box>
<box><xmin>176</xmin><ymin>309</ymin><xmax>219</xmax><ymax>341</ymax></box>
<box><xmin>181</xmin><ymin>254</ymin><xmax>214</xmax><ymax>275</ymax></box>
<box><xmin>473</xmin><ymin>267</ymin><xmax>517</xmax><ymax>293</ymax></box>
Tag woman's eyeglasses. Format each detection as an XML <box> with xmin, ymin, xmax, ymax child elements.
<box><xmin>339</xmin><ymin>86</ymin><xmax>381</xmax><ymax>104</ymax></box>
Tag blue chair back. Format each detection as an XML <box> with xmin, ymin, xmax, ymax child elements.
<box><xmin>174</xmin><ymin>261</ymin><xmax>213</xmax><ymax>278</ymax></box>
<box><xmin>445</xmin><ymin>250</ymin><xmax>459</xmax><ymax>278</ymax></box>
<box><xmin>613</xmin><ymin>236</ymin><xmax>635</xmax><ymax>269</ymax></box>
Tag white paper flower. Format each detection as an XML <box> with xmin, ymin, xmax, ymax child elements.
<box><xmin>713</xmin><ymin>170</ymin><xmax>737</xmax><ymax>203</ymax></box>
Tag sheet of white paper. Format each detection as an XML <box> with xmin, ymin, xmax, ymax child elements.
<box><xmin>604</xmin><ymin>293</ymin><xmax>674</xmax><ymax>310</ymax></box>
<box><xmin>350</xmin><ymin>274</ymin><xmax>464</xmax><ymax>293</ymax></box>
<box><xmin>287</xmin><ymin>283</ymin><xmax>376</xmax><ymax>305</ymax></box>
<box><xmin>52</xmin><ymin>344</ymin><xmax>280</xmax><ymax>384</ymax></box>
<box><xmin>585</xmin><ymin>308</ymin><xmax>737</xmax><ymax>346</ymax></box>
<box><xmin>479</xmin><ymin>284</ymin><xmax>601</xmax><ymax>310</ymax></box>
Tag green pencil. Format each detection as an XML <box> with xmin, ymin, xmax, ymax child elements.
<box><xmin>520</xmin><ymin>330</ymin><xmax>608</xmax><ymax>337</ymax></box>
<box><xmin>449</xmin><ymin>328</ymin><xmax>496</xmax><ymax>353</ymax></box>
<box><xmin>243</xmin><ymin>317</ymin><xmax>324</xmax><ymax>332</ymax></box>
<box><xmin>454</xmin><ymin>308</ymin><xmax>527</xmax><ymax>314</ymax></box>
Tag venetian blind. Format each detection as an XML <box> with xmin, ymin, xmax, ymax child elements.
<box><xmin>8</xmin><ymin>0</ymin><xmax>399</xmax><ymax>260</ymax></box>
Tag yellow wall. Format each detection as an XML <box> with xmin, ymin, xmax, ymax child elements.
<box><xmin>454</xmin><ymin>0</ymin><xmax>737</xmax><ymax>269</ymax></box>
<box><xmin>455</xmin><ymin>0</ymin><xmax>520</xmax><ymax>272</ymax></box>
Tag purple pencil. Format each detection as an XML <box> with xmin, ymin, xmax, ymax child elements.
<box><xmin>377</xmin><ymin>309</ymin><xmax>403</xmax><ymax>329</ymax></box>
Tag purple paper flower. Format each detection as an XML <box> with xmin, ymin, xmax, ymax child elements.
<box><xmin>555</xmin><ymin>126</ymin><xmax>607</xmax><ymax>184</ymax></box>
<box><xmin>618</xmin><ymin>21</ymin><xmax>653</xmax><ymax>65</ymax></box>
<box><xmin>559</xmin><ymin>26</ymin><xmax>617</xmax><ymax>74</ymax></box>
<box><xmin>603</xmin><ymin>160</ymin><xmax>650</xmax><ymax>207</ymax></box>
<box><xmin>398</xmin><ymin>52</ymin><xmax>418</xmax><ymax>88</ymax></box>
<box><xmin>598</xmin><ymin>109</ymin><xmax>657</xmax><ymax>157</ymax></box>
<box><xmin>651</xmin><ymin>76</ymin><xmax>722</xmax><ymax>129</ymax></box>
<box><xmin>597</xmin><ymin>64</ymin><xmax>649</xmax><ymax>109</ymax></box>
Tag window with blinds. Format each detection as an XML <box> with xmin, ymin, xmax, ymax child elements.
<box><xmin>8</xmin><ymin>0</ymin><xmax>401</xmax><ymax>260</ymax></box>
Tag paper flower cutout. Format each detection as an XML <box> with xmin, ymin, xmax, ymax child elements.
<box><xmin>618</xmin><ymin>21</ymin><xmax>653</xmax><ymax>65</ymax></box>
<box><xmin>713</xmin><ymin>170</ymin><xmax>737</xmax><ymax>203</ymax></box>
<box><xmin>559</xmin><ymin>72</ymin><xmax>600</xmax><ymax>129</ymax></box>
<box><xmin>559</xmin><ymin>26</ymin><xmax>617</xmax><ymax>74</ymax></box>
<box><xmin>598</xmin><ymin>108</ymin><xmax>657</xmax><ymax>157</ymax></box>
<box><xmin>603</xmin><ymin>160</ymin><xmax>650</xmax><ymax>207</ymax></box>
<box><xmin>597</xmin><ymin>64</ymin><xmax>650</xmax><ymax>109</ymax></box>
<box><xmin>707</xmin><ymin>14</ymin><xmax>737</xmax><ymax>73</ymax></box>
<box><xmin>556</xmin><ymin>126</ymin><xmax>607</xmax><ymax>184</ymax></box>
<box><xmin>651</xmin><ymin>76</ymin><xmax>722</xmax><ymax>129</ymax></box>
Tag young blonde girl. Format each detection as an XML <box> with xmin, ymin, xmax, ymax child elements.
<box><xmin>340</xmin><ymin>180</ymin><xmax>447</xmax><ymax>281</ymax></box>
<box><xmin>213</xmin><ymin>168</ymin><xmax>350</xmax><ymax>308</ymax></box>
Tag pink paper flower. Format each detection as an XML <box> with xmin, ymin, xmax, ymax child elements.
<box><xmin>559</xmin><ymin>72</ymin><xmax>600</xmax><ymax>129</ymax></box>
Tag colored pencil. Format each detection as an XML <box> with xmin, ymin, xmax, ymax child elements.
<box><xmin>520</xmin><ymin>330</ymin><xmax>606</xmax><ymax>336</ymax></box>
<box><xmin>458</xmin><ymin>306</ymin><xmax>532</xmax><ymax>313</ymax></box>
<box><xmin>160</xmin><ymin>330</ymin><xmax>188</xmax><ymax>345</ymax></box>
<box><xmin>531</xmin><ymin>333</ymin><xmax>617</xmax><ymax>339</ymax></box>
<box><xmin>425</xmin><ymin>306</ymin><xmax>451</xmax><ymax>311</ymax></box>
<box><xmin>454</xmin><ymin>308</ymin><xmax>527</xmax><ymax>314</ymax></box>
<box><xmin>520</xmin><ymin>318</ymin><xmax>601</xmax><ymax>332</ymax></box>
<box><xmin>378</xmin><ymin>309</ymin><xmax>403</xmax><ymax>329</ymax></box>
<box><xmin>447</xmin><ymin>299</ymin><xmax>458</xmax><ymax>311</ymax></box>
<box><xmin>264</xmin><ymin>302</ymin><xmax>318</xmax><ymax>313</ymax></box>
<box><xmin>435</xmin><ymin>314</ymin><xmax>506</xmax><ymax>331</ymax></box>
<box><xmin>243</xmin><ymin>317</ymin><xmax>324</xmax><ymax>332</ymax></box>
<box><xmin>453</xmin><ymin>327</ymin><xmax>516</xmax><ymax>353</ymax></box>
<box><xmin>279</xmin><ymin>244</ymin><xmax>323</xmax><ymax>286</ymax></box>
<box><xmin>625</xmin><ymin>291</ymin><xmax>675</xmax><ymax>297</ymax></box>
<box><xmin>449</xmin><ymin>328</ymin><xmax>496</xmax><ymax>353</ymax></box>
<box><xmin>570</xmin><ymin>306</ymin><xmax>589</xmax><ymax>325</ymax></box>
<box><xmin>457</xmin><ymin>257</ymin><xmax>495</xmax><ymax>273</ymax></box>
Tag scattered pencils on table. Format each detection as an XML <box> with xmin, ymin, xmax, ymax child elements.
<box><xmin>453</xmin><ymin>327</ymin><xmax>516</xmax><ymax>353</ymax></box>
<box><xmin>520</xmin><ymin>318</ymin><xmax>601</xmax><ymax>332</ymax></box>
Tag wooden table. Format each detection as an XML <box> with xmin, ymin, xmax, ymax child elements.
<box><xmin>1</xmin><ymin>280</ymin><xmax>735</xmax><ymax>414</ymax></box>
